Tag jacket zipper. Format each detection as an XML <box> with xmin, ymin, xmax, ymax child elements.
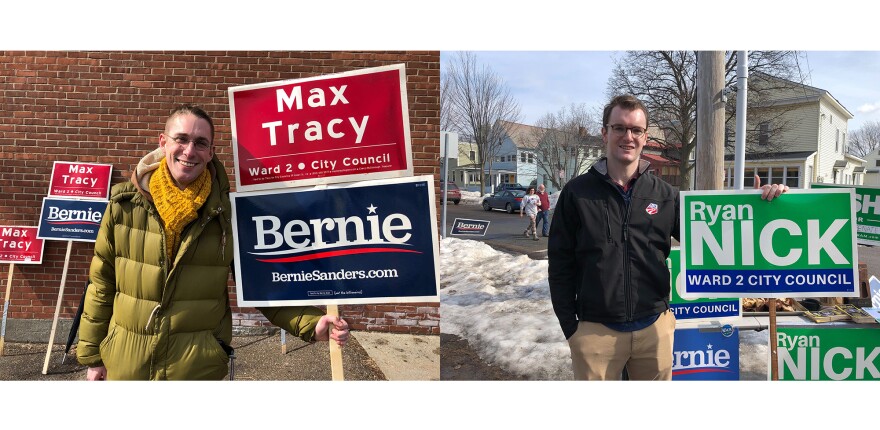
<box><xmin>145</xmin><ymin>203</ymin><xmax>166</xmax><ymax>379</ymax></box>
<box><xmin>201</xmin><ymin>206</ymin><xmax>226</xmax><ymax>260</ymax></box>
<box><xmin>622</xmin><ymin>196</ymin><xmax>633</xmax><ymax>322</ymax></box>
<box><xmin>143</xmin><ymin>203</ymin><xmax>169</xmax><ymax>320</ymax></box>
<box><xmin>149</xmin><ymin>200</ymin><xmax>224</xmax><ymax>379</ymax></box>
<box><xmin>604</xmin><ymin>201</ymin><xmax>612</xmax><ymax>243</ymax></box>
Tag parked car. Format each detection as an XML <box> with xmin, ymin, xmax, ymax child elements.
<box><xmin>482</xmin><ymin>189</ymin><xmax>526</xmax><ymax>213</ymax></box>
<box><xmin>441</xmin><ymin>180</ymin><xmax>461</xmax><ymax>205</ymax></box>
<box><xmin>494</xmin><ymin>183</ymin><xmax>528</xmax><ymax>193</ymax></box>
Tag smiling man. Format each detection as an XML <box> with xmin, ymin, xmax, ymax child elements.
<box><xmin>77</xmin><ymin>105</ymin><xmax>349</xmax><ymax>380</ymax></box>
<box><xmin>159</xmin><ymin>111</ymin><xmax>215</xmax><ymax>189</ymax></box>
<box><xmin>548</xmin><ymin>95</ymin><xmax>784</xmax><ymax>381</ymax></box>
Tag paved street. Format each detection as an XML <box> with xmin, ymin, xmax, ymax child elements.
<box><xmin>440</xmin><ymin>203</ymin><xmax>549</xmax><ymax>258</ymax></box>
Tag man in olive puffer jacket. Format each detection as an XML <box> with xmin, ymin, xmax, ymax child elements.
<box><xmin>77</xmin><ymin>105</ymin><xmax>349</xmax><ymax>380</ymax></box>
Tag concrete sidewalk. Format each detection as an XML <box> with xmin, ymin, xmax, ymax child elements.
<box><xmin>352</xmin><ymin>331</ymin><xmax>440</xmax><ymax>381</ymax></box>
<box><xmin>1</xmin><ymin>319</ymin><xmax>440</xmax><ymax>381</ymax></box>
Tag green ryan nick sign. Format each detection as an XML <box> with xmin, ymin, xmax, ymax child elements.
<box><xmin>679</xmin><ymin>189</ymin><xmax>858</xmax><ymax>298</ymax></box>
<box><xmin>777</xmin><ymin>327</ymin><xmax>880</xmax><ymax>380</ymax></box>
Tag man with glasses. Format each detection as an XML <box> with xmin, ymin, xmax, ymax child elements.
<box><xmin>548</xmin><ymin>95</ymin><xmax>787</xmax><ymax>380</ymax></box>
<box><xmin>77</xmin><ymin>104</ymin><xmax>349</xmax><ymax>380</ymax></box>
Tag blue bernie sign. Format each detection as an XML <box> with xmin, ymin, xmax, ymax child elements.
<box><xmin>672</xmin><ymin>327</ymin><xmax>740</xmax><ymax>381</ymax></box>
<box><xmin>231</xmin><ymin>175</ymin><xmax>440</xmax><ymax>307</ymax></box>
<box><xmin>36</xmin><ymin>197</ymin><xmax>108</xmax><ymax>243</ymax></box>
<box><xmin>450</xmin><ymin>218</ymin><xmax>490</xmax><ymax>236</ymax></box>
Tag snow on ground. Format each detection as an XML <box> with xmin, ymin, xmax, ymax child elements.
<box><xmin>439</xmin><ymin>237</ymin><xmax>572</xmax><ymax>380</ymax></box>
<box><xmin>440</xmin><ymin>236</ymin><xmax>770</xmax><ymax>380</ymax></box>
<box><xmin>459</xmin><ymin>190</ymin><xmax>484</xmax><ymax>206</ymax></box>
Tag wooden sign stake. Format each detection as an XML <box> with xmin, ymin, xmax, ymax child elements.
<box><xmin>42</xmin><ymin>241</ymin><xmax>73</xmax><ymax>375</ymax></box>
<box><xmin>769</xmin><ymin>298</ymin><xmax>779</xmax><ymax>381</ymax></box>
<box><xmin>281</xmin><ymin>330</ymin><xmax>287</xmax><ymax>354</ymax></box>
<box><xmin>0</xmin><ymin>263</ymin><xmax>15</xmax><ymax>356</ymax></box>
<box><xmin>327</xmin><ymin>304</ymin><xmax>344</xmax><ymax>381</ymax></box>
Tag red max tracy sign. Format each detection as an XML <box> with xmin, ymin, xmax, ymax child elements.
<box><xmin>48</xmin><ymin>161</ymin><xmax>112</xmax><ymax>199</ymax></box>
<box><xmin>0</xmin><ymin>226</ymin><xmax>44</xmax><ymax>264</ymax></box>
<box><xmin>229</xmin><ymin>64</ymin><xmax>413</xmax><ymax>192</ymax></box>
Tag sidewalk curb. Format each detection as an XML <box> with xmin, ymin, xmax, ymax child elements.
<box><xmin>483</xmin><ymin>240</ymin><xmax>548</xmax><ymax>260</ymax></box>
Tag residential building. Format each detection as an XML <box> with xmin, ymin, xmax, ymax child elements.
<box><xmin>860</xmin><ymin>148</ymin><xmax>880</xmax><ymax>186</ymax></box>
<box><xmin>493</xmin><ymin>120</ymin><xmax>609</xmax><ymax>193</ymax></box>
<box><xmin>723</xmin><ymin>73</ymin><xmax>863</xmax><ymax>189</ymax></box>
<box><xmin>446</xmin><ymin>119</ymin><xmax>670</xmax><ymax>194</ymax></box>
<box><xmin>450</xmin><ymin>137</ymin><xmax>485</xmax><ymax>191</ymax></box>
<box><xmin>488</xmin><ymin>121</ymin><xmax>541</xmax><ymax>192</ymax></box>
<box><xmin>642</xmin><ymin>137</ymin><xmax>685</xmax><ymax>187</ymax></box>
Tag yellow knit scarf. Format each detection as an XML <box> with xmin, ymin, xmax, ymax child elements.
<box><xmin>149</xmin><ymin>162</ymin><xmax>212</xmax><ymax>262</ymax></box>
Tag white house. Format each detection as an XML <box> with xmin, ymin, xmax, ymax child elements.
<box><xmin>860</xmin><ymin>149</ymin><xmax>880</xmax><ymax>186</ymax></box>
<box><xmin>723</xmin><ymin>73</ymin><xmax>863</xmax><ymax>189</ymax></box>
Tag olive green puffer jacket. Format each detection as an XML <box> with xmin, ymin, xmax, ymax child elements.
<box><xmin>76</xmin><ymin>150</ymin><xmax>324</xmax><ymax>380</ymax></box>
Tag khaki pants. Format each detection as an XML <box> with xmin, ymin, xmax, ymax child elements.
<box><xmin>567</xmin><ymin>310</ymin><xmax>675</xmax><ymax>381</ymax></box>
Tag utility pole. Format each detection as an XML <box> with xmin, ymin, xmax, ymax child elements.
<box><xmin>441</xmin><ymin>132</ymin><xmax>450</xmax><ymax>238</ymax></box>
<box><xmin>695</xmin><ymin>51</ymin><xmax>726</xmax><ymax>190</ymax></box>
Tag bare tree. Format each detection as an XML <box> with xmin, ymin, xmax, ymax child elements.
<box><xmin>530</xmin><ymin>103</ymin><xmax>602</xmax><ymax>189</ymax></box>
<box><xmin>606</xmin><ymin>51</ymin><xmax>696</xmax><ymax>189</ymax></box>
<box><xmin>607</xmin><ymin>51</ymin><xmax>802</xmax><ymax>190</ymax></box>
<box><xmin>440</xmin><ymin>70</ymin><xmax>457</xmax><ymax>133</ymax></box>
<box><xmin>442</xmin><ymin>52</ymin><xmax>521</xmax><ymax>193</ymax></box>
<box><xmin>848</xmin><ymin>120</ymin><xmax>880</xmax><ymax>158</ymax></box>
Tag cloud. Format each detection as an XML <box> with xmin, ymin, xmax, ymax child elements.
<box><xmin>857</xmin><ymin>102</ymin><xmax>880</xmax><ymax>115</ymax></box>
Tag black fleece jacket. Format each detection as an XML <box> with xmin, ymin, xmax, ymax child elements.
<box><xmin>547</xmin><ymin>159</ymin><xmax>680</xmax><ymax>339</ymax></box>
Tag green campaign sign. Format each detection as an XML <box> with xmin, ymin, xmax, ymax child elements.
<box><xmin>812</xmin><ymin>183</ymin><xmax>880</xmax><ymax>246</ymax></box>
<box><xmin>680</xmin><ymin>189</ymin><xmax>858</xmax><ymax>298</ymax></box>
<box><xmin>667</xmin><ymin>248</ymin><xmax>741</xmax><ymax>320</ymax></box>
<box><xmin>777</xmin><ymin>326</ymin><xmax>880</xmax><ymax>380</ymax></box>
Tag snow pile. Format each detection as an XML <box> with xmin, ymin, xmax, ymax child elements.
<box><xmin>459</xmin><ymin>190</ymin><xmax>485</xmax><ymax>206</ymax></box>
<box><xmin>440</xmin><ymin>237</ymin><xmax>572</xmax><ymax>380</ymax></box>
<box><xmin>440</xmin><ymin>236</ymin><xmax>770</xmax><ymax>380</ymax></box>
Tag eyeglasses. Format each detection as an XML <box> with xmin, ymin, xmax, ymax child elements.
<box><xmin>606</xmin><ymin>124</ymin><xmax>647</xmax><ymax>138</ymax></box>
<box><xmin>168</xmin><ymin>134</ymin><xmax>212</xmax><ymax>152</ymax></box>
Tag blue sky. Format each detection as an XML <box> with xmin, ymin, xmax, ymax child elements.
<box><xmin>441</xmin><ymin>51</ymin><xmax>880</xmax><ymax>133</ymax></box>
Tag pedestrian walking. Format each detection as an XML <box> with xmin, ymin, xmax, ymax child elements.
<box><xmin>520</xmin><ymin>186</ymin><xmax>540</xmax><ymax>241</ymax></box>
<box><xmin>535</xmin><ymin>184</ymin><xmax>552</xmax><ymax>237</ymax></box>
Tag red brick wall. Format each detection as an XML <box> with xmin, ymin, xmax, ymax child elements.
<box><xmin>0</xmin><ymin>51</ymin><xmax>440</xmax><ymax>334</ymax></box>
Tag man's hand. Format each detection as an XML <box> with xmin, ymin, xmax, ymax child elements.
<box><xmin>315</xmin><ymin>315</ymin><xmax>350</xmax><ymax>347</ymax></box>
<box><xmin>755</xmin><ymin>174</ymin><xmax>789</xmax><ymax>201</ymax></box>
<box><xmin>87</xmin><ymin>365</ymin><xmax>107</xmax><ymax>381</ymax></box>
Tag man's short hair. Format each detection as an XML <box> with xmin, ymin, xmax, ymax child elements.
<box><xmin>166</xmin><ymin>104</ymin><xmax>215</xmax><ymax>142</ymax></box>
<box><xmin>602</xmin><ymin>95</ymin><xmax>650</xmax><ymax>130</ymax></box>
